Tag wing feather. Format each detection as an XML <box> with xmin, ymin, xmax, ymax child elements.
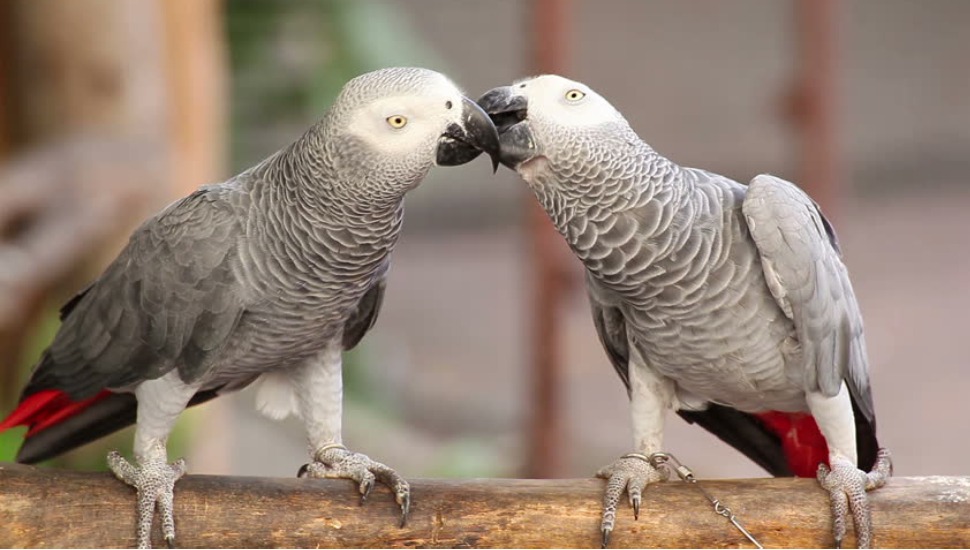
<box><xmin>742</xmin><ymin>174</ymin><xmax>875</xmax><ymax>426</ymax></box>
<box><xmin>586</xmin><ymin>272</ymin><xmax>632</xmax><ymax>395</ymax></box>
<box><xmin>23</xmin><ymin>186</ymin><xmax>245</xmax><ymax>400</ymax></box>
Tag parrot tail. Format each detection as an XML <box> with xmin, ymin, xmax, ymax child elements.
<box><xmin>0</xmin><ymin>389</ymin><xmax>114</xmax><ymax>437</ymax></box>
<box><xmin>1</xmin><ymin>387</ymin><xmax>226</xmax><ymax>464</ymax></box>
<box><xmin>0</xmin><ymin>389</ymin><xmax>135</xmax><ymax>464</ymax></box>
<box><xmin>754</xmin><ymin>411</ymin><xmax>830</xmax><ymax>478</ymax></box>
<box><xmin>680</xmin><ymin>397</ymin><xmax>879</xmax><ymax>478</ymax></box>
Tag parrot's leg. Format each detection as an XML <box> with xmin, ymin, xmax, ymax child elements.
<box><xmin>596</xmin><ymin>356</ymin><xmax>674</xmax><ymax>548</ymax></box>
<box><xmin>808</xmin><ymin>385</ymin><xmax>893</xmax><ymax>549</ymax></box>
<box><xmin>107</xmin><ymin>371</ymin><xmax>199</xmax><ymax>549</ymax></box>
<box><xmin>294</xmin><ymin>345</ymin><xmax>410</xmax><ymax>526</ymax></box>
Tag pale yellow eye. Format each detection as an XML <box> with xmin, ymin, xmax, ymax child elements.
<box><xmin>386</xmin><ymin>115</ymin><xmax>408</xmax><ymax>129</ymax></box>
<box><xmin>565</xmin><ymin>89</ymin><xmax>586</xmax><ymax>102</ymax></box>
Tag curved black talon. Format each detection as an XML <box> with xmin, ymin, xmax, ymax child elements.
<box><xmin>360</xmin><ymin>479</ymin><xmax>374</xmax><ymax>505</ymax></box>
<box><xmin>296</xmin><ymin>463</ymin><xmax>310</xmax><ymax>478</ymax></box>
<box><xmin>601</xmin><ymin>527</ymin><xmax>612</xmax><ymax>549</ymax></box>
<box><xmin>399</xmin><ymin>494</ymin><xmax>411</xmax><ymax>528</ymax></box>
<box><xmin>633</xmin><ymin>497</ymin><xmax>640</xmax><ymax>520</ymax></box>
<box><xmin>165</xmin><ymin>535</ymin><xmax>176</xmax><ymax>549</ymax></box>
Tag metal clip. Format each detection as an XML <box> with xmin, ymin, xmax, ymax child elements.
<box><xmin>648</xmin><ymin>452</ymin><xmax>764</xmax><ymax>549</ymax></box>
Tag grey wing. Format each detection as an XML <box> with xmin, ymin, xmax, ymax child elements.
<box><xmin>342</xmin><ymin>275</ymin><xmax>387</xmax><ymax>350</ymax></box>
<box><xmin>741</xmin><ymin>174</ymin><xmax>874</xmax><ymax>425</ymax></box>
<box><xmin>24</xmin><ymin>186</ymin><xmax>246</xmax><ymax>400</ymax></box>
<box><xmin>586</xmin><ymin>272</ymin><xmax>631</xmax><ymax>395</ymax></box>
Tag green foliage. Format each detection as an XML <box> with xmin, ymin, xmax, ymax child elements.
<box><xmin>0</xmin><ymin>428</ymin><xmax>26</xmax><ymax>462</ymax></box>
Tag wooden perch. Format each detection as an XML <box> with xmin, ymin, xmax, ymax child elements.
<box><xmin>1</xmin><ymin>463</ymin><xmax>968</xmax><ymax>548</ymax></box>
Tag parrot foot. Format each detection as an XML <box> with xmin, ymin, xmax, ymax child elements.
<box><xmin>817</xmin><ymin>448</ymin><xmax>892</xmax><ymax>549</ymax></box>
<box><xmin>298</xmin><ymin>444</ymin><xmax>411</xmax><ymax>527</ymax></box>
<box><xmin>107</xmin><ymin>448</ymin><xmax>187</xmax><ymax>549</ymax></box>
<box><xmin>595</xmin><ymin>453</ymin><xmax>670</xmax><ymax>548</ymax></box>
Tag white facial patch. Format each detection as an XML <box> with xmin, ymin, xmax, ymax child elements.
<box><xmin>517</xmin><ymin>74</ymin><xmax>625</xmax><ymax>129</ymax></box>
<box><xmin>345</xmin><ymin>90</ymin><xmax>463</xmax><ymax>156</ymax></box>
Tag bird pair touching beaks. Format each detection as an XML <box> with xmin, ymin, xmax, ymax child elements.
<box><xmin>0</xmin><ymin>67</ymin><xmax>891</xmax><ymax>549</ymax></box>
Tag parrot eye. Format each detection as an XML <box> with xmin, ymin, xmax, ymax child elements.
<box><xmin>386</xmin><ymin>115</ymin><xmax>408</xmax><ymax>129</ymax></box>
<box><xmin>565</xmin><ymin>89</ymin><xmax>586</xmax><ymax>102</ymax></box>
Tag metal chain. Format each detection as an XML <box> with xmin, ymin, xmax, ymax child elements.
<box><xmin>638</xmin><ymin>451</ymin><xmax>764</xmax><ymax>549</ymax></box>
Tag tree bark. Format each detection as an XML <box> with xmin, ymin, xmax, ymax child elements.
<box><xmin>1</xmin><ymin>464</ymin><xmax>967</xmax><ymax>548</ymax></box>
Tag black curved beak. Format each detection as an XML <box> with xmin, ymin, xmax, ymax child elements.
<box><xmin>436</xmin><ymin>96</ymin><xmax>501</xmax><ymax>172</ymax></box>
<box><xmin>476</xmin><ymin>86</ymin><xmax>535</xmax><ymax>169</ymax></box>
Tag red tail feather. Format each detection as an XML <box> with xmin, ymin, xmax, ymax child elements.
<box><xmin>755</xmin><ymin>411</ymin><xmax>830</xmax><ymax>478</ymax></box>
<box><xmin>0</xmin><ymin>389</ymin><xmax>112</xmax><ymax>437</ymax></box>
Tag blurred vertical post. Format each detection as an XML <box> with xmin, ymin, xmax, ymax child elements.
<box><xmin>0</xmin><ymin>0</ymin><xmax>172</xmax><ymax>407</ymax></box>
<box><xmin>525</xmin><ymin>0</ymin><xmax>572</xmax><ymax>478</ymax></box>
<box><xmin>0</xmin><ymin>1</ymin><xmax>10</xmax><ymax>161</ymax></box>
<box><xmin>0</xmin><ymin>0</ymin><xmax>227</xmax><ymax>468</ymax></box>
<box><xmin>790</xmin><ymin>0</ymin><xmax>841</xmax><ymax>216</ymax></box>
<box><xmin>161</xmin><ymin>0</ymin><xmax>227</xmax><ymax>196</ymax></box>
<box><xmin>0</xmin><ymin>1</ymin><xmax>14</xmax><ymax>405</ymax></box>
<box><xmin>160</xmin><ymin>0</ymin><xmax>230</xmax><ymax>473</ymax></box>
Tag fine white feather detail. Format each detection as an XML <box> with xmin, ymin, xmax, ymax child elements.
<box><xmin>255</xmin><ymin>371</ymin><xmax>300</xmax><ymax>421</ymax></box>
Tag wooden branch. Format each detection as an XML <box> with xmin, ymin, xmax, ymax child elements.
<box><xmin>1</xmin><ymin>463</ymin><xmax>967</xmax><ymax>548</ymax></box>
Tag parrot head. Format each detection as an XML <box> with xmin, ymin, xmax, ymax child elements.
<box><xmin>322</xmin><ymin>67</ymin><xmax>500</xmax><ymax>191</ymax></box>
<box><xmin>475</xmin><ymin>75</ymin><xmax>632</xmax><ymax>174</ymax></box>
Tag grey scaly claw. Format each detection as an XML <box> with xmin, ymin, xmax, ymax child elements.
<box><xmin>817</xmin><ymin>448</ymin><xmax>892</xmax><ymax>549</ymax></box>
<box><xmin>360</xmin><ymin>478</ymin><xmax>375</xmax><ymax>505</ymax></box>
<box><xmin>302</xmin><ymin>445</ymin><xmax>411</xmax><ymax>528</ymax></box>
<box><xmin>398</xmin><ymin>491</ymin><xmax>411</xmax><ymax>528</ymax></box>
<box><xmin>601</xmin><ymin>527</ymin><xmax>612</xmax><ymax>549</ymax></box>
<box><xmin>107</xmin><ymin>450</ymin><xmax>187</xmax><ymax>549</ymax></box>
<box><xmin>595</xmin><ymin>453</ymin><xmax>668</xmax><ymax>548</ymax></box>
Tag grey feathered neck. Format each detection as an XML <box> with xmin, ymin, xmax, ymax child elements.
<box><xmin>529</xmin><ymin>125</ymin><xmax>684</xmax><ymax>238</ymax></box>
<box><xmin>249</xmin><ymin>118</ymin><xmax>417</xmax><ymax>219</ymax></box>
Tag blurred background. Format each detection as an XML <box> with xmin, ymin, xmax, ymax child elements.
<box><xmin>0</xmin><ymin>0</ymin><xmax>967</xmax><ymax>481</ymax></box>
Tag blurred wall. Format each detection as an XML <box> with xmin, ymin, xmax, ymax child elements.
<box><xmin>398</xmin><ymin>0</ymin><xmax>970</xmax><ymax>228</ymax></box>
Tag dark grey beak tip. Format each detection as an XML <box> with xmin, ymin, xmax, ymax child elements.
<box><xmin>462</xmin><ymin>96</ymin><xmax>501</xmax><ymax>170</ymax></box>
<box><xmin>476</xmin><ymin>86</ymin><xmax>534</xmax><ymax>170</ymax></box>
<box><xmin>476</xmin><ymin>86</ymin><xmax>528</xmax><ymax>132</ymax></box>
<box><xmin>435</xmin><ymin>96</ymin><xmax>501</xmax><ymax>170</ymax></box>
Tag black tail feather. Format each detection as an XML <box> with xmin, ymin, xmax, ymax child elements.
<box><xmin>678</xmin><ymin>404</ymin><xmax>793</xmax><ymax>476</ymax></box>
<box><xmin>16</xmin><ymin>389</ymin><xmax>221</xmax><ymax>464</ymax></box>
<box><xmin>851</xmin><ymin>393</ymin><xmax>880</xmax><ymax>472</ymax></box>
<box><xmin>679</xmin><ymin>394</ymin><xmax>880</xmax><ymax>477</ymax></box>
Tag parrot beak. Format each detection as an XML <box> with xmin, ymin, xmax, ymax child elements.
<box><xmin>436</xmin><ymin>96</ymin><xmax>501</xmax><ymax>172</ymax></box>
<box><xmin>476</xmin><ymin>87</ymin><xmax>535</xmax><ymax>169</ymax></box>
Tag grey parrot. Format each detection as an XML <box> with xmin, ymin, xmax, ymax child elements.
<box><xmin>475</xmin><ymin>75</ymin><xmax>892</xmax><ymax>548</ymax></box>
<box><xmin>0</xmin><ymin>67</ymin><xmax>499</xmax><ymax>549</ymax></box>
